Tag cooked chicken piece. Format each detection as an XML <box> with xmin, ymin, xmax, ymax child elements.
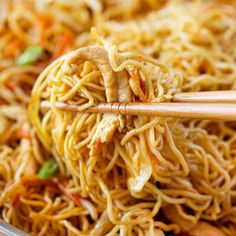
<box><xmin>163</xmin><ymin>205</ymin><xmax>196</xmax><ymax>232</ymax></box>
<box><xmin>89</xmin><ymin>114</ymin><xmax>120</xmax><ymax>155</ymax></box>
<box><xmin>117</xmin><ymin>70</ymin><xmax>131</xmax><ymax>102</ymax></box>
<box><xmin>163</xmin><ymin>205</ymin><xmax>225</xmax><ymax>236</ymax></box>
<box><xmin>89</xmin><ymin>211</ymin><xmax>114</xmax><ymax>236</ymax></box>
<box><xmin>74</xmin><ymin>46</ymin><xmax>131</xmax><ymax>154</ymax></box>
<box><xmin>189</xmin><ymin>222</ymin><xmax>225</xmax><ymax>236</ymax></box>
<box><xmin>72</xmin><ymin>46</ymin><xmax>118</xmax><ymax>102</ymax></box>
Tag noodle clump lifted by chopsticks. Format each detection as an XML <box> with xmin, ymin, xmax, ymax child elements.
<box><xmin>1</xmin><ymin>0</ymin><xmax>236</xmax><ymax>235</ymax></box>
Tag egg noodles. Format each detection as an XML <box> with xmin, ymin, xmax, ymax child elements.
<box><xmin>0</xmin><ymin>0</ymin><xmax>236</xmax><ymax>235</ymax></box>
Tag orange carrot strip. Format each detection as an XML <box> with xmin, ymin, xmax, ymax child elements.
<box><xmin>52</xmin><ymin>33</ymin><xmax>74</xmax><ymax>59</ymax></box>
<box><xmin>15</xmin><ymin>127</ymin><xmax>30</xmax><ymax>139</ymax></box>
<box><xmin>0</xmin><ymin>98</ymin><xmax>6</xmax><ymax>105</ymax></box>
<box><xmin>140</xmin><ymin>77</ymin><xmax>146</xmax><ymax>95</ymax></box>
<box><xmin>57</xmin><ymin>183</ymin><xmax>81</xmax><ymax>207</ymax></box>
<box><xmin>38</xmin><ymin>14</ymin><xmax>54</xmax><ymax>46</ymax></box>
<box><xmin>23</xmin><ymin>178</ymin><xmax>81</xmax><ymax>206</ymax></box>
<box><xmin>23</xmin><ymin>178</ymin><xmax>57</xmax><ymax>188</ymax></box>
<box><xmin>150</xmin><ymin>154</ymin><xmax>158</xmax><ymax>165</ymax></box>
<box><xmin>12</xmin><ymin>194</ymin><xmax>20</xmax><ymax>207</ymax></box>
<box><xmin>130</xmin><ymin>68</ymin><xmax>147</xmax><ymax>102</ymax></box>
<box><xmin>5</xmin><ymin>81</ymin><xmax>15</xmax><ymax>90</ymax></box>
<box><xmin>81</xmin><ymin>146</ymin><xmax>89</xmax><ymax>157</ymax></box>
<box><xmin>95</xmin><ymin>138</ymin><xmax>103</xmax><ymax>149</ymax></box>
<box><xmin>4</xmin><ymin>38</ymin><xmax>22</xmax><ymax>57</ymax></box>
<box><xmin>147</xmin><ymin>149</ymin><xmax>158</xmax><ymax>165</ymax></box>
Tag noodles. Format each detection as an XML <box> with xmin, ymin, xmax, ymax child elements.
<box><xmin>1</xmin><ymin>0</ymin><xmax>236</xmax><ymax>235</ymax></box>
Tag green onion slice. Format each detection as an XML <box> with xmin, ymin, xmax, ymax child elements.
<box><xmin>38</xmin><ymin>158</ymin><xmax>58</xmax><ymax>180</ymax></box>
<box><xmin>16</xmin><ymin>46</ymin><xmax>43</xmax><ymax>66</ymax></box>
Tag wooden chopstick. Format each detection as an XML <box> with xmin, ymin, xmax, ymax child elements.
<box><xmin>172</xmin><ymin>90</ymin><xmax>236</xmax><ymax>103</ymax></box>
<box><xmin>41</xmin><ymin>101</ymin><xmax>236</xmax><ymax>121</ymax></box>
<box><xmin>0</xmin><ymin>219</ymin><xmax>29</xmax><ymax>236</ymax></box>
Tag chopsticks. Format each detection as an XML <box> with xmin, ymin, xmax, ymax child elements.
<box><xmin>41</xmin><ymin>90</ymin><xmax>236</xmax><ymax>121</ymax></box>
<box><xmin>0</xmin><ymin>220</ymin><xmax>29</xmax><ymax>236</ymax></box>
<box><xmin>172</xmin><ymin>90</ymin><xmax>236</xmax><ymax>103</ymax></box>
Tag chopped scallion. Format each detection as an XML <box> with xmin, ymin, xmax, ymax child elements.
<box><xmin>16</xmin><ymin>46</ymin><xmax>43</xmax><ymax>66</ymax></box>
<box><xmin>38</xmin><ymin>158</ymin><xmax>58</xmax><ymax>180</ymax></box>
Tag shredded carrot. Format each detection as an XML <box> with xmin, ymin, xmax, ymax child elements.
<box><xmin>4</xmin><ymin>38</ymin><xmax>22</xmax><ymax>57</ymax></box>
<box><xmin>0</xmin><ymin>98</ymin><xmax>6</xmax><ymax>105</ymax></box>
<box><xmin>38</xmin><ymin>14</ymin><xmax>54</xmax><ymax>46</ymax></box>
<box><xmin>5</xmin><ymin>80</ymin><xmax>15</xmax><ymax>90</ymax></box>
<box><xmin>140</xmin><ymin>77</ymin><xmax>146</xmax><ymax>95</ymax></box>
<box><xmin>5</xmin><ymin>80</ymin><xmax>32</xmax><ymax>94</ymax></box>
<box><xmin>148</xmin><ymin>149</ymin><xmax>158</xmax><ymax>165</ymax></box>
<box><xmin>57</xmin><ymin>183</ymin><xmax>81</xmax><ymax>207</ymax></box>
<box><xmin>23</xmin><ymin>178</ymin><xmax>81</xmax><ymax>206</ymax></box>
<box><xmin>94</xmin><ymin>138</ymin><xmax>103</xmax><ymax>149</ymax></box>
<box><xmin>150</xmin><ymin>155</ymin><xmax>158</xmax><ymax>165</ymax></box>
<box><xmin>16</xmin><ymin>127</ymin><xmax>30</xmax><ymax>139</ymax></box>
<box><xmin>23</xmin><ymin>178</ymin><xmax>57</xmax><ymax>188</ymax></box>
<box><xmin>12</xmin><ymin>194</ymin><xmax>20</xmax><ymax>207</ymax></box>
<box><xmin>82</xmin><ymin>146</ymin><xmax>89</xmax><ymax>157</ymax></box>
<box><xmin>52</xmin><ymin>33</ymin><xmax>74</xmax><ymax>59</ymax></box>
<box><xmin>130</xmin><ymin>68</ymin><xmax>147</xmax><ymax>102</ymax></box>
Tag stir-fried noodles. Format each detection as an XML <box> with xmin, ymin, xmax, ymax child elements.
<box><xmin>1</xmin><ymin>0</ymin><xmax>236</xmax><ymax>235</ymax></box>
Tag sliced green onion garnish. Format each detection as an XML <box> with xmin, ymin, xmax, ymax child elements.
<box><xmin>16</xmin><ymin>46</ymin><xmax>43</xmax><ymax>66</ymax></box>
<box><xmin>38</xmin><ymin>158</ymin><xmax>58</xmax><ymax>180</ymax></box>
